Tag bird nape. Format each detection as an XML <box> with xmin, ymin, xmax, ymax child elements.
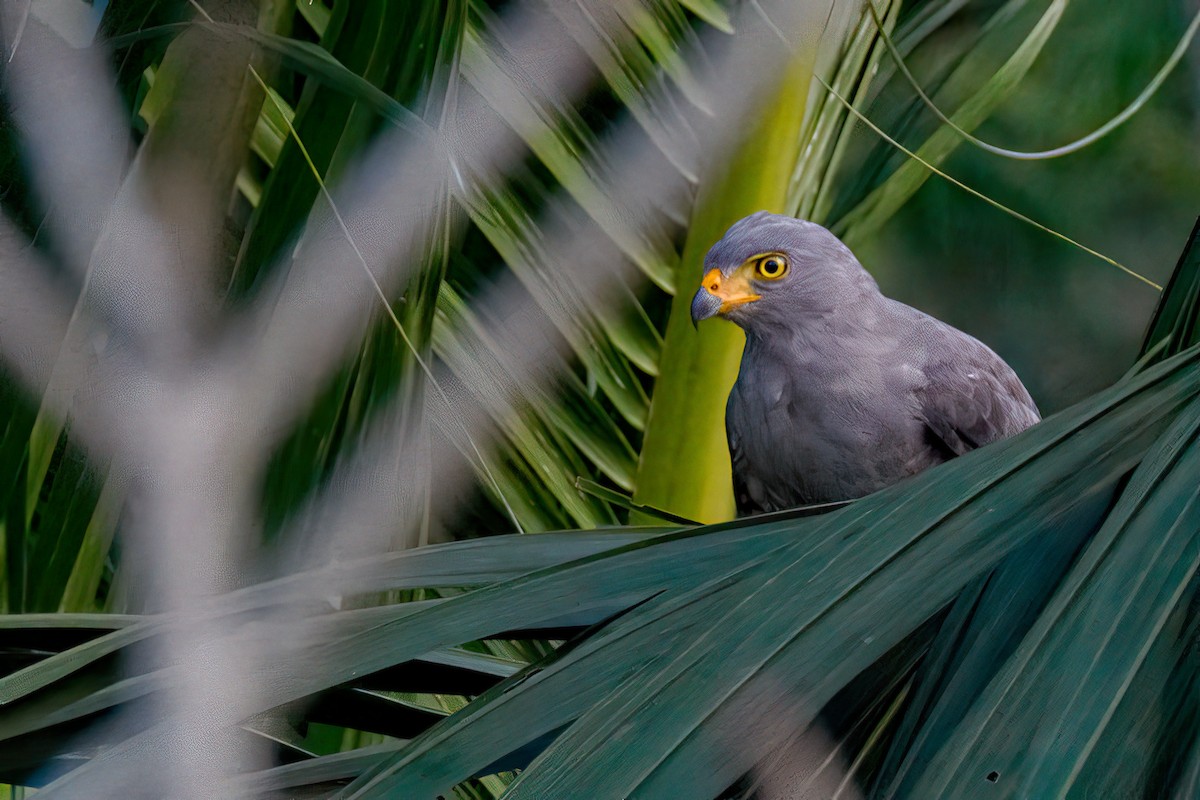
<box><xmin>692</xmin><ymin>211</ymin><xmax>1040</xmax><ymax>517</ymax></box>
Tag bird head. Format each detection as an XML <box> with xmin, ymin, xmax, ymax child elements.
<box><xmin>690</xmin><ymin>212</ymin><xmax>878</xmax><ymax>332</ymax></box>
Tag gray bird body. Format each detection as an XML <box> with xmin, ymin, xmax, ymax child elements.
<box><xmin>692</xmin><ymin>212</ymin><xmax>1040</xmax><ymax>516</ymax></box>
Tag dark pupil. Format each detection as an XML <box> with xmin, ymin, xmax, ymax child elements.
<box><xmin>763</xmin><ymin>259</ymin><xmax>780</xmax><ymax>274</ymax></box>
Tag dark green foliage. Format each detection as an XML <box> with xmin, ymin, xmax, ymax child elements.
<box><xmin>2</xmin><ymin>1</ymin><xmax>1198</xmax><ymax>797</ymax></box>
<box><xmin>0</xmin><ymin>376</ymin><xmax>106</xmax><ymax>615</ymax></box>
<box><xmin>229</xmin><ymin>0</ymin><xmax>423</xmax><ymax>297</ymax></box>
<box><xmin>100</xmin><ymin>0</ymin><xmax>188</xmax><ymax>117</ymax></box>
<box><xmin>1144</xmin><ymin>217</ymin><xmax>1200</xmax><ymax>365</ymax></box>
<box><xmin>3</xmin><ymin>333</ymin><xmax>1200</xmax><ymax>795</ymax></box>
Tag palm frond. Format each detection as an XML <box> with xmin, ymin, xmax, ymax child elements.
<box><xmin>1</xmin><ymin>1</ymin><xmax>1196</xmax><ymax>798</ymax></box>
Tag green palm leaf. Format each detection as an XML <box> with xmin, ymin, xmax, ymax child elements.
<box><xmin>1</xmin><ymin>1</ymin><xmax>1196</xmax><ymax>798</ymax></box>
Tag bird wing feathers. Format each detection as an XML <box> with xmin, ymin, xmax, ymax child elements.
<box><xmin>728</xmin><ymin>421</ymin><xmax>756</xmax><ymax>515</ymax></box>
<box><xmin>725</xmin><ymin>302</ymin><xmax>1039</xmax><ymax>517</ymax></box>
<box><xmin>915</xmin><ymin>342</ymin><xmax>1040</xmax><ymax>458</ymax></box>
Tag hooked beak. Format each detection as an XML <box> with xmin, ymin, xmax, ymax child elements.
<box><xmin>690</xmin><ymin>267</ymin><xmax>761</xmax><ymax>327</ymax></box>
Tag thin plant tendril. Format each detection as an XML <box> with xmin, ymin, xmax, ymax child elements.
<box><xmin>819</xmin><ymin>75</ymin><xmax>1161</xmax><ymax>291</ymax></box>
<box><xmin>866</xmin><ymin>0</ymin><xmax>1200</xmax><ymax>160</ymax></box>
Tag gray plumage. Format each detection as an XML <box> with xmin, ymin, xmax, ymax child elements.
<box><xmin>691</xmin><ymin>212</ymin><xmax>1040</xmax><ymax>516</ymax></box>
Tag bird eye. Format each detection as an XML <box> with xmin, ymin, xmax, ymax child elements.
<box><xmin>754</xmin><ymin>254</ymin><xmax>789</xmax><ymax>280</ymax></box>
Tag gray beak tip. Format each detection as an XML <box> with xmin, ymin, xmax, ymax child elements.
<box><xmin>690</xmin><ymin>288</ymin><xmax>721</xmax><ymax>328</ymax></box>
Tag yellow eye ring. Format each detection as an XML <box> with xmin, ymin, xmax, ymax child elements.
<box><xmin>753</xmin><ymin>253</ymin><xmax>789</xmax><ymax>280</ymax></box>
